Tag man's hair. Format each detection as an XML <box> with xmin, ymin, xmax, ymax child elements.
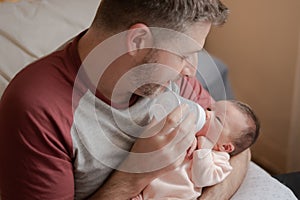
<box><xmin>229</xmin><ymin>100</ymin><xmax>261</xmax><ymax>157</ymax></box>
<box><xmin>92</xmin><ymin>0</ymin><xmax>229</xmax><ymax>33</ymax></box>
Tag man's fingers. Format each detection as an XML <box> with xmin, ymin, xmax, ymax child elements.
<box><xmin>161</xmin><ymin>113</ymin><xmax>197</xmax><ymax>157</ymax></box>
<box><xmin>138</xmin><ymin>104</ymin><xmax>188</xmax><ymax>138</ymax></box>
<box><xmin>155</xmin><ymin>104</ymin><xmax>189</xmax><ymax>135</ymax></box>
<box><xmin>171</xmin><ymin>112</ymin><xmax>196</xmax><ymax>144</ymax></box>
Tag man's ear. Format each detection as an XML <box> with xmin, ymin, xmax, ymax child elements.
<box><xmin>220</xmin><ymin>143</ymin><xmax>235</xmax><ymax>153</ymax></box>
<box><xmin>127</xmin><ymin>23</ymin><xmax>153</xmax><ymax>56</ymax></box>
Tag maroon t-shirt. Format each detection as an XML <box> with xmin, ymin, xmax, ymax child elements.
<box><xmin>0</xmin><ymin>32</ymin><xmax>213</xmax><ymax>199</ymax></box>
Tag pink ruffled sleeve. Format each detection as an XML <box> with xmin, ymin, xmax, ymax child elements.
<box><xmin>191</xmin><ymin>149</ymin><xmax>233</xmax><ymax>188</ymax></box>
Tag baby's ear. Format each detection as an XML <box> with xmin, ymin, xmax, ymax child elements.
<box><xmin>220</xmin><ymin>143</ymin><xmax>235</xmax><ymax>153</ymax></box>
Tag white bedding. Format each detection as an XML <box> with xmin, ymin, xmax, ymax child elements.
<box><xmin>0</xmin><ymin>0</ymin><xmax>297</xmax><ymax>199</ymax></box>
<box><xmin>0</xmin><ymin>0</ymin><xmax>100</xmax><ymax>96</ymax></box>
<box><xmin>232</xmin><ymin>162</ymin><xmax>296</xmax><ymax>199</ymax></box>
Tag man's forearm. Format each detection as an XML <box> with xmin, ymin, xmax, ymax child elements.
<box><xmin>199</xmin><ymin>149</ymin><xmax>251</xmax><ymax>200</ymax></box>
<box><xmin>89</xmin><ymin>171</ymin><xmax>152</xmax><ymax>200</ymax></box>
<box><xmin>90</xmin><ymin>105</ymin><xmax>197</xmax><ymax>199</ymax></box>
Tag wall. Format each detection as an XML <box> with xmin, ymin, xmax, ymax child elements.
<box><xmin>205</xmin><ymin>0</ymin><xmax>300</xmax><ymax>173</ymax></box>
<box><xmin>287</xmin><ymin>38</ymin><xmax>300</xmax><ymax>172</ymax></box>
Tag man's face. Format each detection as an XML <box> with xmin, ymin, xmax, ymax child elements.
<box><xmin>133</xmin><ymin>22</ymin><xmax>211</xmax><ymax>97</ymax></box>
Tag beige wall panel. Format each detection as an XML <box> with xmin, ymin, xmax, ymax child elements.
<box><xmin>287</xmin><ymin>36</ymin><xmax>300</xmax><ymax>172</ymax></box>
<box><xmin>205</xmin><ymin>0</ymin><xmax>300</xmax><ymax>173</ymax></box>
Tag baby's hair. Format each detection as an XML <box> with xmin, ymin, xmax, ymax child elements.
<box><xmin>228</xmin><ymin>100</ymin><xmax>260</xmax><ymax>156</ymax></box>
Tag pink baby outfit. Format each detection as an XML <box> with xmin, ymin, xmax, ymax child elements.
<box><xmin>137</xmin><ymin>148</ymin><xmax>232</xmax><ymax>200</ymax></box>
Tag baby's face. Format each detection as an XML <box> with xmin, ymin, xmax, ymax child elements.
<box><xmin>196</xmin><ymin>101</ymin><xmax>249</xmax><ymax>152</ymax></box>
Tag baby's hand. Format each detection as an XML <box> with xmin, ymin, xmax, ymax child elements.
<box><xmin>130</xmin><ymin>194</ymin><xmax>143</xmax><ymax>200</ymax></box>
<box><xmin>186</xmin><ymin>137</ymin><xmax>197</xmax><ymax>159</ymax></box>
<box><xmin>197</xmin><ymin>136</ymin><xmax>214</xmax><ymax>149</ymax></box>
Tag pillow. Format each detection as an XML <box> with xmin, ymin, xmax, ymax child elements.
<box><xmin>231</xmin><ymin>162</ymin><xmax>297</xmax><ymax>199</ymax></box>
<box><xmin>0</xmin><ymin>0</ymin><xmax>100</xmax><ymax>97</ymax></box>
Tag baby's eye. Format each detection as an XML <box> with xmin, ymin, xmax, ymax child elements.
<box><xmin>207</xmin><ymin>107</ymin><xmax>211</xmax><ymax>111</ymax></box>
<box><xmin>216</xmin><ymin>116</ymin><xmax>222</xmax><ymax>123</ymax></box>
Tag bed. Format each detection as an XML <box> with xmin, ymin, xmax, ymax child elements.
<box><xmin>0</xmin><ymin>0</ymin><xmax>298</xmax><ymax>199</ymax></box>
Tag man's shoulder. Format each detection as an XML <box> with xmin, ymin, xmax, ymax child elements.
<box><xmin>0</xmin><ymin>49</ymin><xmax>78</xmax><ymax>131</ymax></box>
<box><xmin>0</xmin><ymin>51</ymin><xmax>76</xmax><ymax>156</ymax></box>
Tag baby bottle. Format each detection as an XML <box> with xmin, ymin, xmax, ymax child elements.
<box><xmin>150</xmin><ymin>90</ymin><xmax>220</xmax><ymax>149</ymax></box>
<box><xmin>150</xmin><ymin>90</ymin><xmax>206</xmax><ymax>134</ymax></box>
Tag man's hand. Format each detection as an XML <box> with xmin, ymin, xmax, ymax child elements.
<box><xmin>127</xmin><ymin>103</ymin><xmax>197</xmax><ymax>177</ymax></box>
<box><xmin>90</xmin><ymin>104</ymin><xmax>197</xmax><ymax>199</ymax></box>
<box><xmin>198</xmin><ymin>149</ymin><xmax>251</xmax><ymax>200</ymax></box>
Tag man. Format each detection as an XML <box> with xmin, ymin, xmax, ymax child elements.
<box><xmin>0</xmin><ymin>0</ymin><xmax>250</xmax><ymax>199</ymax></box>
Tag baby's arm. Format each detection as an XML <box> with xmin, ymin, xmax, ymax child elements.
<box><xmin>187</xmin><ymin>132</ymin><xmax>213</xmax><ymax>159</ymax></box>
<box><xmin>191</xmin><ymin>136</ymin><xmax>232</xmax><ymax>188</ymax></box>
<box><xmin>187</xmin><ymin>137</ymin><xmax>197</xmax><ymax>158</ymax></box>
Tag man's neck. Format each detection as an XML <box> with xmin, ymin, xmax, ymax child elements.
<box><xmin>77</xmin><ymin>28</ymin><xmax>140</xmax><ymax>107</ymax></box>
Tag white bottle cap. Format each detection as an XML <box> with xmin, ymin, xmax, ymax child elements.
<box><xmin>194</xmin><ymin>104</ymin><xmax>206</xmax><ymax>132</ymax></box>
